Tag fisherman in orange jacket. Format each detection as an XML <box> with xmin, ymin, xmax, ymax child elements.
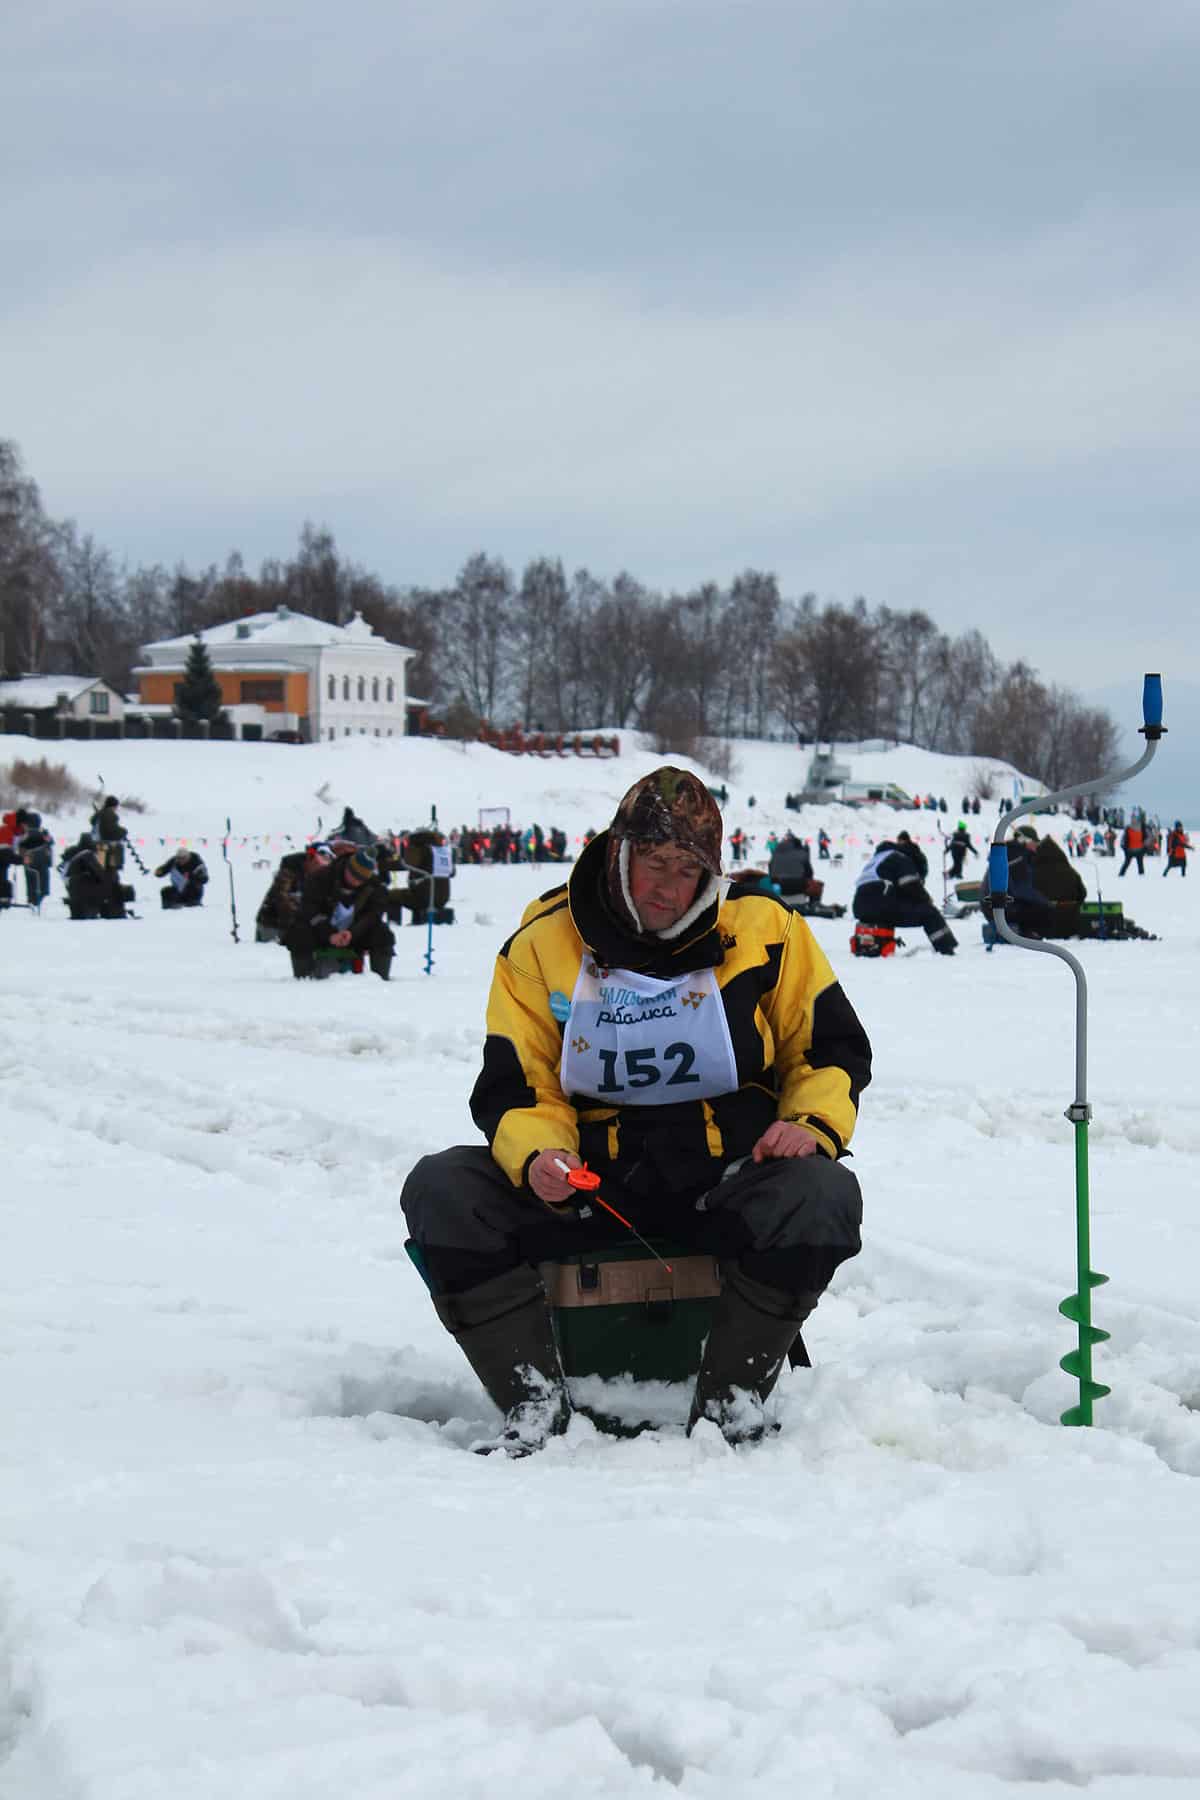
<box><xmin>1164</xmin><ymin>822</ymin><xmax>1191</xmax><ymax>878</ymax></box>
<box><xmin>1119</xmin><ymin>819</ymin><xmax>1146</xmax><ymax>877</ymax></box>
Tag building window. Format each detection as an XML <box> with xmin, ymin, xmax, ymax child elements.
<box><xmin>89</xmin><ymin>690</ymin><xmax>110</xmax><ymax>715</ymax></box>
<box><xmin>372</xmin><ymin>677</ymin><xmax>379</xmax><ymax>702</ymax></box>
<box><xmin>342</xmin><ymin>676</ymin><xmax>350</xmax><ymax>701</ymax></box>
<box><xmin>328</xmin><ymin>675</ymin><xmax>335</xmax><ymax>700</ymax></box>
<box><xmin>386</xmin><ymin>678</ymin><xmax>394</xmax><ymax>703</ymax></box>
<box><xmin>357</xmin><ymin>676</ymin><xmax>365</xmax><ymax>701</ymax></box>
<box><xmin>328</xmin><ymin>728</ymin><xmax>335</xmax><ymax>741</ymax></box>
<box><xmin>344</xmin><ymin>727</ymin><xmax>351</xmax><ymax>736</ymax></box>
<box><xmin>240</xmin><ymin>678</ymin><xmax>284</xmax><ymax>703</ymax></box>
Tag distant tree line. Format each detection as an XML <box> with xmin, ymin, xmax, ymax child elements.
<box><xmin>0</xmin><ymin>437</ymin><xmax>1117</xmax><ymax>788</ymax></box>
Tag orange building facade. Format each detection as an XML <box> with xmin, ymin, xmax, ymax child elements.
<box><xmin>137</xmin><ymin>667</ymin><xmax>310</xmax><ymax>717</ymax></box>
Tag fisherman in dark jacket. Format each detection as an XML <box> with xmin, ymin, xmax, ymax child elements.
<box><xmin>154</xmin><ymin>847</ymin><xmax>209</xmax><ymax>909</ymax></box>
<box><xmin>61</xmin><ymin>833</ymin><xmax>131</xmax><ymax>920</ymax></box>
<box><xmin>285</xmin><ymin>845</ymin><xmax>395</xmax><ymax>979</ymax></box>
<box><xmin>389</xmin><ymin>829</ymin><xmax>453</xmax><ymax>922</ymax></box>
<box><xmin>767</xmin><ymin>831</ymin><xmax>814</xmax><ymax>897</ymax></box>
<box><xmin>334</xmin><ymin>806</ymin><xmax>376</xmax><ymax>846</ymax></box>
<box><xmin>946</xmin><ymin>821</ymin><xmax>978</xmax><ymax>880</ymax></box>
<box><xmin>853</xmin><ymin>840</ymin><xmax>957</xmax><ymax>953</ymax></box>
<box><xmin>893</xmin><ymin>830</ymin><xmax>928</xmax><ymax>881</ymax></box>
<box><xmin>1029</xmin><ymin>834</ymin><xmax>1087</xmax><ymax>932</ymax></box>
<box><xmin>0</xmin><ymin>840</ymin><xmax>17</xmax><ymax>907</ymax></box>
<box><xmin>15</xmin><ymin>809</ymin><xmax>54</xmax><ymax>905</ymax></box>
<box><xmin>979</xmin><ymin>829</ymin><xmax>1087</xmax><ymax>939</ymax></box>
<box><xmin>91</xmin><ymin>796</ymin><xmax>128</xmax><ymax>870</ymax></box>
<box><xmin>255</xmin><ymin>843</ymin><xmax>334</xmax><ymax>942</ymax></box>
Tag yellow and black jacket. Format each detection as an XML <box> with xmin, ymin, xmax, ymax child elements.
<box><xmin>471</xmin><ymin>833</ymin><xmax>872</xmax><ymax>1196</ymax></box>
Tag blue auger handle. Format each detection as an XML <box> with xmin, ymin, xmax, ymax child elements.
<box><xmin>1142</xmin><ymin>673</ymin><xmax>1163</xmax><ymax>732</ymax></box>
<box><xmin>988</xmin><ymin>844</ymin><xmax>1009</xmax><ymax>900</ymax></box>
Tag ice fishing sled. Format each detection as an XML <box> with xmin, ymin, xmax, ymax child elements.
<box><xmin>733</xmin><ymin>870</ymin><xmax>847</xmax><ymax>921</ymax></box>
<box><xmin>948</xmin><ymin>878</ymin><xmax>983</xmax><ymax>918</ymax></box>
<box><xmin>787</xmin><ymin>892</ymin><xmax>848</xmax><ymax>921</ymax></box>
<box><xmin>849</xmin><ymin>923</ymin><xmax>900</xmax><ymax>957</ymax></box>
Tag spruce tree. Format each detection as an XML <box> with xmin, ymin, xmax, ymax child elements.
<box><xmin>174</xmin><ymin>635</ymin><xmax>226</xmax><ymax>724</ymax></box>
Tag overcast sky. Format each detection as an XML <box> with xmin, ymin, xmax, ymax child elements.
<box><xmin>4</xmin><ymin>0</ymin><xmax>1199</xmax><ymax>701</ymax></box>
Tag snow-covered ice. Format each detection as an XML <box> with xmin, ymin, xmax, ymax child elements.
<box><xmin>2</xmin><ymin>731</ymin><xmax>1199</xmax><ymax>1798</ymax></box>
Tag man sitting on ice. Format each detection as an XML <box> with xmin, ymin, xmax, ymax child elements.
<box><xmin>285</xmin><ymin>845</ymin><xmax>395</xmax><ymax>980</ymax></box>
<box><xmin>154</xmin><ymin>847</ymin><xmax>209</xmax><ymax>910</ymax></box>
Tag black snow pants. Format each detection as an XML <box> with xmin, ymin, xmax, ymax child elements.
<box><xmin>853</xmin><ymin>892</ymin><xmax>957</xmax><ymax>954</ymax></box>
<box><xmin>401</xmin><ymin>1143</ymin><xmax>863</xmax><ymax>1301</ymax></box>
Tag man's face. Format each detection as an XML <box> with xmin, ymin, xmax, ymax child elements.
<box><xmin>628</xmin><ymin>842</ymin><xmax>706</xmax><ymax>930</ymax></box>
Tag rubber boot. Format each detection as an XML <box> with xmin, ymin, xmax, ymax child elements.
<box><xmin>687</xmin><ymin>1265</ymin><xmax>819</xmax><ymax>1445</ymax></box>
<box><xmin>369</xmin><ymin>947</ymin><xmax>393</xmax><ymax>981</ymax></box>
<box><xmin>434</xmin><ymin>1264</ymin><xmax>571</xmax><ymax>1457</ymax></box>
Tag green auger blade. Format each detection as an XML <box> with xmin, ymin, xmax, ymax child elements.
<box><xmin>1060</xmin><ymin>1345</ymin><xmax>1110</xmax><ymax>1377</ymax></box>
<box><xmin>1065</xmin><ymin>1303</ymin><xmax>1115</xmax><ymax>1332</ymax></box>
<box><xmin>1061</xmin><ymin>1391</ymin><xmax>1111</xmax><ymax>1426</ymax></box>
<box><xmin>1059</xmin><ymin>1269</ymin><xmax>1110</xmax><ymax>1424</ymax></box>
<box><xmin>1059</xmin><ymin>1280</ymin><xmax>1109</xmax><ymax>1327</ymax></box>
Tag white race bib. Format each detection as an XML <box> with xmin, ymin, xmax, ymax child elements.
<box><xmin>559</xmin><ymin>961</ymin><xmax>738</xmax><ymax>1105</ymax></box>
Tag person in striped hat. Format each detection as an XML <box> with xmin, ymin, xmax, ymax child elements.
<box><xmin>285</xmin><ymin>843</ymin><xmax>394</xmax><ymax>980</ymax></box>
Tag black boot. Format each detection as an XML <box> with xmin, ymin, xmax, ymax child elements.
<box><xmin>369</xmin><ymin>948</ymin><xmax>392</xmax><ymax>981</ymax></box>
<box><xmin>687</xmin><ymin>1265</ymin><xmax>819</xmax><ymax>1444</ymax></box>
<box><xmin>434</xmin><ymin>1264</ymin><xmax>571</xmax><ymax>1457</ymax></box>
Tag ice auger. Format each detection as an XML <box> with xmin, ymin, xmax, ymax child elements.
<box><xmin>987</xmin><ymin>674</ymin><xmax>1165</xmax><ymax>1425</ymax></box>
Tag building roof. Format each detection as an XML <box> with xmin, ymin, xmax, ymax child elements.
<box><xmin>143</xmin><ymin>606</ymin><xmax>412</xmax><ymax>656</ymax></box>
<box><xmin>0</xmin><ymin>675</ymin><xmax>113</xmax><ymax>708</ymax></box>
<box><xmin>131</xmin><ymin>661</ymin><xmax>305</xmax><ymax>676</ymax></box>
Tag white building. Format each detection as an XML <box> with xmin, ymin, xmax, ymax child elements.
<box><xmin>0</xmin><ymin>674</ymin><xmax>127</xmax><ymax>723</ymax></box>
<box><xmin>136</xmin><ymin>607</ymin><xmax>415</xmax><ymax>743</ymax></box>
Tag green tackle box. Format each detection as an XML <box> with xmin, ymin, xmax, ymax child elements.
<box><xmin>540</xmin><ymin>1244</ymin><xmax>721</xmax><ymax>1384</ymax></box>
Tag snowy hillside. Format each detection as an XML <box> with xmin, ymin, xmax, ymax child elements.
<box><xmin>0</xmin><ymin>729</ymin><xmax>1037</xmax><ymax>870</ymax></box>
<box><xmin>2</xmin><ymin>726</ymin><xmax>1199</xmax><ymax>1798</ymax></box>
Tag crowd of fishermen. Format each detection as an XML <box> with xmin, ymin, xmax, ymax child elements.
<box><xmin>254</xmin><ymin>806</ymin><xmax>455</xmax><ymax>980</ymax></box>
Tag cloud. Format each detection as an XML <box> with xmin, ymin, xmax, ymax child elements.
<box><xmin>4</xmin><ymin>0</ymin><xmax>1200</xmax><ymax>687</ymax></box>
<box><xmin>7</xmin><ymin>224</ymin><xmax>1197</xmax><ymax>507</ymax></box>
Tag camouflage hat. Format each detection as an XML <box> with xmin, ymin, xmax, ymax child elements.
<box><xmin>608</xmin><ymin>767</ymin><xmax>724</xmax><ymax>875</ymax></box>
